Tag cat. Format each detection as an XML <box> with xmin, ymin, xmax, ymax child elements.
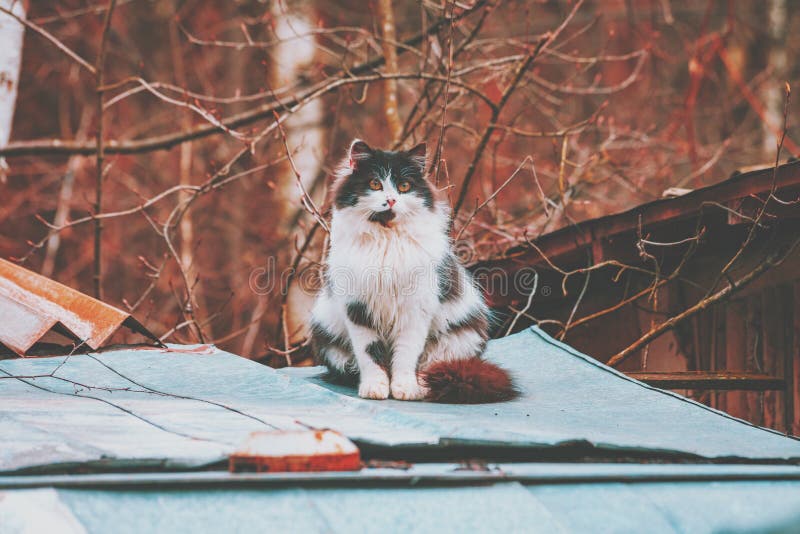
<box><xmin>309</xmin><ymin>139</ymin><xmax>516</xmax><ymax>403</ymax></box>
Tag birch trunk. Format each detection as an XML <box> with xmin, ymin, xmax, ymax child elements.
<box><xmin>0</xmin><ymin>0</ymin><xmax>25</xmax><ymax>181</ymax></box>
<box><xmin>377</xmin><ymin>0</ymin><xmax>402</xmax><ymax>143</ymax></box>
<box><xmin>242</xmin><ymin>2</ymin><xmax>324</xmax><ymax>357</ymax></box>
<box><xmin>761</xmin><ymin>0</ymin><xmax>787</xmax><ymax>156</ymax></box>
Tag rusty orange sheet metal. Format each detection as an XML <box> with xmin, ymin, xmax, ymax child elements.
<box><xmin>229</xmin><ymin>430</ymin><xmax>362</xmax><ymax>473</ymax></box>
<box><xmin>0</xmin><ymin>258</ymin><xmax>159</xmax><ymax>356</ymax></box>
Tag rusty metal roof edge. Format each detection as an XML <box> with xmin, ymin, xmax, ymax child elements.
<box><xmin>0</xmin><ymin>293</ymin><xmax>60</xmax><ymax>354</ymax></box>
<box><xmin>0</xmin><ymin>258</ymin><xmax>160</xmax><ymax>356</ymax></box>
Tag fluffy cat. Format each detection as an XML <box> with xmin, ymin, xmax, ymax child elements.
<box><xmin>309</xmin><ymin>139</ymin><xmax>516</xmax><ymax>403</ymax></box>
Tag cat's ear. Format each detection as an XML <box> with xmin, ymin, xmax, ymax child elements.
<box><xmin>348</xmin><ymin>139</ymin><xmax>373</xmax><ymax>168</ymax></box>
<box><xmin>407</xmin><ymin>142</ymin><xmax>427</xmax><ymax>170</ymax></box>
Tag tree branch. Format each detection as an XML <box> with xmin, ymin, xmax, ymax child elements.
<box><xmin>452</xmin><ymin>0</ymin><xmax>584</xmax><ymax>216</ymax></box>
<box><xmin>0</xmin><ymin>1</ymin><xmax>488</xmax><ymax>158</ymax></box>
<box><xmin>92</xmin><ymin>0</ymin><xmax>117</xmax><ymax>300</ymax></box>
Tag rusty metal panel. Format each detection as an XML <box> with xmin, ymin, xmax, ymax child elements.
<box><xmin>229</xmin><ymin>430</ymin><xmax>361</xmax><ymax>473</ymax></box>
<box><xmin>0</xmin><ymin>293</ymin><xmax>60</xmax><ymax>354</ymax></box>
<box><xmin>0</xmin><ymin>258</ymin><xmax>157</xmax><ymax>356</ymax></box>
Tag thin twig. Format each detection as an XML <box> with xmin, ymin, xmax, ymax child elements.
<box><xmin>453</xmin><ymin>0</ymin><xmax>585</xmax><ymax>216</ymax></box>
<box><xmin>0</xmin><ymin>5</ymin><xmax>96</xmax><ymax>74</ymax></box>
<box><xmin>455</xmin><ymin>155</ymin><xmax>532</xmax><ymax>241</ymax></box>
<box><xmin>607</xmin><ymin>238</ymin><xmax>800</xmax><ymax>368</ymax></box>
<box><xmin>92</xmin><ymin>0</ymin><xmax>117</xmax><ymax>299</ymax></box>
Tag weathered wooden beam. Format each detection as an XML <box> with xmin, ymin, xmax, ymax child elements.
<box><xmin>627</xmin><ymin>371</ymin><xmax>785</xmax><ymax>391</ymax></box>
<box><xmin>478</xmin><ymin>161</ymin><xmax>800</xmax><ymax>273</ymax></box>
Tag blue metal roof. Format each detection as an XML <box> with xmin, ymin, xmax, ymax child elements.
<box><xmin>2</xmin><ymin>326</ymin><xmax>800</xmax><ymax>475</ymax></box>
<box><xmin>2</xmin><ymin>470</ymin><xmax>800</xmax><ymax>533</ymax></box>
<box><xmin>285</xmin><ymin>326</ymin><xmax>800</xmax><ymax>459</ymax></box>
<box><xmin>3</xmin><ymin>326</ymin><xmax>800</xmax><ymax>532</ymax></box>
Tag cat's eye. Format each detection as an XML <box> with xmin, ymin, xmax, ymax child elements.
<box><xmin>369</xmin><ymin>179</ymin><xmax>382</xmax><ymax>191</ymax></box>
<box><xmin>397</xmin><ymin>181</ymin><xmax>411</xmax><ymax>193</ymax></box>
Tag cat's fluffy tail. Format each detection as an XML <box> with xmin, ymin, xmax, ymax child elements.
<box><xmin>420</xmin><ymin>358</ymin><xmax>518</xmax><ymax>404</ymax></box>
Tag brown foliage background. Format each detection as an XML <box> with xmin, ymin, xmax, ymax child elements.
<box><xmin>1</xmin><ymin>0</ymin><xmax>798</xmax><ymax>362</ymax></box>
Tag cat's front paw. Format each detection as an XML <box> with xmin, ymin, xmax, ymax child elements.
<box><xmin>391</xmin><ymin>375</ymin><xmax>429</xmax><ymax>401</ymax></box>
<box><xmin>358</xmin><ymin>373</ymin><xmax>390</xmax><ymax>400</ymax></box>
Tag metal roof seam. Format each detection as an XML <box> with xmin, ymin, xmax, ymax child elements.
<box><xmin>5</xmin><ymin>464</ymin><xmax>800</xmax><ymax>489</ymax></box>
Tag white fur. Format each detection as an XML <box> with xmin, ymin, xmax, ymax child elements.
<box><xmin>311</xmin><ymin>150</ymin><xmax>488</xmax><ymax>401</ymax></box>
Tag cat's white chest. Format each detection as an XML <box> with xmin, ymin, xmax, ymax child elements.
<box><xmin>328</xmin><ymin>210</ymin><xmax>447</xmax><ymax>302</ymax></box>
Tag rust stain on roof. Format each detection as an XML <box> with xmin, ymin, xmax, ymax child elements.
<box><xmin>0</xmin><ymin>258</ymin><xmax>159</xmax><ymax>356</ymax></box>
<box><xmin>228</xmin><ymin>430</ymin><xmax>362</xmax><ymax>473</ymax></box>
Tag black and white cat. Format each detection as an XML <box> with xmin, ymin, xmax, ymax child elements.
<box><xmin>310</xmin><ymin>139</ymin><xmax>516</xmax><ymax>403</ymax></box>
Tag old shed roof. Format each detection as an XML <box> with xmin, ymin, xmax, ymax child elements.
<box><xmin>486</xmin><ymin>160</ymin><xmax>800</xmax><ymax>270</ymax></box>
<box><xmin>1</xmin><ymin>326</ymin><xmax>799</xmax><ymax>475</ymax></box>
<box><xmin>4</xmin><ymin>327</ymin><xmax>800</xmax><ymax>532</ymax></box>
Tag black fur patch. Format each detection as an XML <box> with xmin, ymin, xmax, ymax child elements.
<box><xmin>368</xmin><ymin>209</ymin><xmax>396</xmax><ymax>226</ymax></box>
<box><xmin>366</xmin><ymin>339</ymin><xmax>392</xmax><ymax>368</ymax></box>
<box><xmin>437</xmin><ymin>254</ymin><xmax>463</xmax><ymax>302</ymax></box>
<box><xmin>323</xmin><ymin>366</ymin><xmax>359</xmax><ymax>386</ymax></box>
<box><xmin>335</xmin><ymin>147</ymin><xmax>434</xmax><ymax>210</ymax></box>
<box><xmin>309</xmin><ymin>321</ymin><xmax>352</xmax><ymax>366</ymax></box>
<box><xmin>346</xmin><ymin>301</ymin><xmax>375</xmax><ymax>329</ymax></box>
<box><xmin>335</xmin><ymin>181</ymin><xmax>361</xmax><ymax>208</ymax></box>
<box><xmin>310</xmin><ymin>321</ymin><xmax>358</xmax><ymax>385</ymax></box>
<box><xmin>310</xmin><ymin>322</ymin><xmax>351</xmax><ymax>351</ymax></box>
<box><xmin>447</xmin><ymin>308</ymin><xmax>490</xmax><ymax>340</ymax></box>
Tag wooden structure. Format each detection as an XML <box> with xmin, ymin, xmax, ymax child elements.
<box><xmin>476</xmin><ymin>161</ymin><xmax>800</xmax><ymax>434</ymax></box>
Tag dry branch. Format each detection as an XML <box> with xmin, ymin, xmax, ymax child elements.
<box><xmin>453</xmin><ymin>0</ymin><xmax>585</xmax><ymax>216</ymax></box>
<box><xmin>92</xmin><ymin>0</ymin><xmax>117</xmax><ymax>299</ymax></box>
<box><xmin>607</xmin><ymin>239</ymin><xmax>800</xmax><ymax>368</ymax></box>
<box><xmin>0</xmin><ymin>1</ymin><xmax>489</xmax><ymax>158</ymax></box>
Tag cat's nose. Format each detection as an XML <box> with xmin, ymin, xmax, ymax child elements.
<box><xmin>386</xmin><ymin>198</ymin><xmax>397</xmax><ymax>208</ymax></box>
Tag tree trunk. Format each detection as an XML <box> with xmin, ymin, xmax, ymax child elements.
<box><xmin>0</xmin><ymin>0</ymin><xmax>25</xmax><ymax>182</ymax></box>
<box><xmin>377</xmin><ymin>0</ymin><xmax>402</xmax><ymax>143</ymax></box>
<box><xmin>761</xmin><ymin>0</ymin><xmax>787</xmax><ymax>156</ymax></box>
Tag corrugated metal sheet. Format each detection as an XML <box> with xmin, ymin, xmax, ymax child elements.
<box><xmin>5</xmin><ymin>327</ymin><xmax>800</xmax><ymax>532</ymax></box>
<box><xmin>2</xmin><ymin>327</ymin><xmax>800</xmax><ymax>475</ymax></box>
<box><xmin>0</xmin><ymin>258</ymin><xmax>159</xmax><ymax>355</ymax></box>
<box><xmin>283</xmin><ymin>327</ymin><xmax>800</xmax><ymax>459</ymax></box>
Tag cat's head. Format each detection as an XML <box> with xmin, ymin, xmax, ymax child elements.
<box><xmin>332</xmin><ymin>139</ymin><xmax>437</xmax><ymax>226</ymax></box>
